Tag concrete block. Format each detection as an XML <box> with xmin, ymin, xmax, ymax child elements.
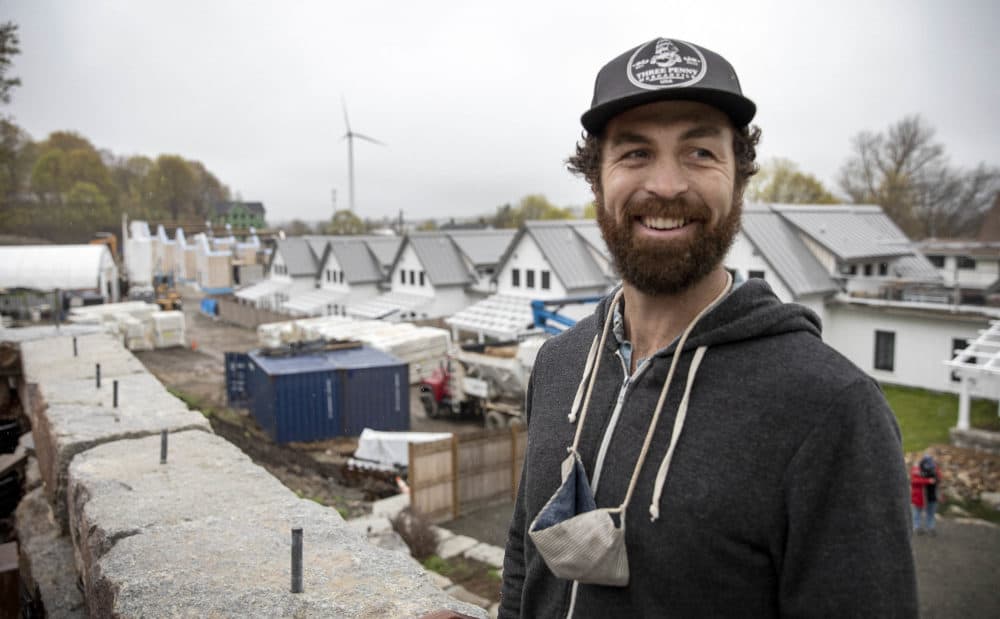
<box><xmin>37</xmin><ymin>373</ymin><xmax>187</xmax><ymax>411</ymax></box>
<box><xmin>438</xmin><ymin>534</ymin><xmax>479</xmax><ymax>559</ymax></box>
<box><xmin>371</xmin><ymin>492</ymin><xmax>410</xmax><ymax>519</ymax></box>
<box><xmin>19</xmin><ymin>332</ymin><xmax>146</xmax><ymax>384</ymax></box>
<box><xmin>428</xmin><ymin>570</ymin><xmax>453</xmax><ymax>590</ymax></box>
<box><xmin>15</xmin><ymin>488</ymin><xmax>85</xmax><ymax>618</ymax></box>
<box><xmin>34</xmin><ymin>397</ymin><xmax>210</xmax><ymax>531</ymax></box>
<box><xmin>345</xmin><ymin>515</ymin><xmax>410</xmax><ymax>555</ymax></box>
<box><xmin>432</xmin><ymin>525</ymin><xmax>456</xmax><ymax>542</ymax></box>
<box><xmin>68</xmin><ymin>431</ymin><xmax>485</xmax><ymax>618</ymax></box>
<box><xmin>489</xmin><ymin>602</ymin><xmax>500</xmax><ymax>618</ymax></box>
<box><xmin>463</xmin><ymin>543</ymin><xmax>505</xmax><ymax>568</ymax></box>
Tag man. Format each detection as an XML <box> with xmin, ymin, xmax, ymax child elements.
<box><xmin>500</xmin><ymin>38</ymin><xmax>917</xmax><ymax>618</ymax></box>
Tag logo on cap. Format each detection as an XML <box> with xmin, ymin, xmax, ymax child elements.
<box><xmin>627</xmin><ymin>39</ymin><xmax>707</xmax><ymax>90</ymax></box>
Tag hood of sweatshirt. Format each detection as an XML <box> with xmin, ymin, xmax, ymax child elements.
<box><xmin>591</xmin><ymin>278</ymin><xmax>822</xmax><ymax>356</ymax></box>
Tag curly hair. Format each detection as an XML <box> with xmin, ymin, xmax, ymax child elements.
<box><xmin>566</xmin><ymin>123</ymin><xmax>762</xmax><ymax>199</ymax></box>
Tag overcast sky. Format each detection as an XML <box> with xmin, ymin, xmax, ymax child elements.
<box><xmin>6</xmin><ymin>0</ymin><xmax>999</xmax><ymax>224</ymax></box>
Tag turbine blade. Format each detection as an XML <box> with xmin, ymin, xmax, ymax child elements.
<box><xmin>341</xmin><ymin>97</ymin><xmax>351</xmax><ymax>132</ymax></box>
<box><xmin>353</xmin><ymin>132</ymin><xmax>386</xmax><ymax>146</ymax></box>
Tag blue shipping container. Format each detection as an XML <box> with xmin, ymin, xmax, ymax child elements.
<box><xmin>224</xmin><ymin>352</ymin><xmax>251</xmax><ymax>408</ymax></box>
<box><xmin>246</xmin><ymin>346</ymin><xmax>409</xmax><ymax>443</ymax></box>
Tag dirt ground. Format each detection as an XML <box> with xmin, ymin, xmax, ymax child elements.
<box><xmin>134</xmin><ymin>290</ymin><xmax>491</xmax><ymax>519</ymax></box>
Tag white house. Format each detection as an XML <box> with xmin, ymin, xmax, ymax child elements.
<box><xmin>282</xmin><ymin>236</ymin><xmax>401</xmax><ymax>317</ymax></box>
<box><xmin>448</xmin><ymin>220</ymin><xmax>615</xmax><ymax>341</ymax></box>
<box><xmin>724</xmin><ymin>203</ymin><xmax>990</xmax><ymax>396</ymax></box>
<box><xmin>236</xmin><ymin>237</ymin><xmax>317</xmax><ymax>310</ymax></box>
<box><xmin>919</xmin><ymin>239</ymin><xmax>1000</xmax><ymax>304</ymax></box>
<box><xmin>348</xmin><ymin>230</ymin><xmax>513</xmax><ymax>321</ymax></box>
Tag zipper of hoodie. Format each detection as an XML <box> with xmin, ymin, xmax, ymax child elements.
<box><xmin>566</xmin><ymin>348</ymin><xmax>652</xmax><ymax>619</ymax></box>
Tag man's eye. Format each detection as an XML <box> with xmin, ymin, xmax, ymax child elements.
<box><xmin>622</xmin><ymin>149</ymin><xmax>648</xmax><ymax>160</ymax></box>
<box><xmin>692</xmin><ymin>148</ymin><xmax>715</xmax><ymax>159</ymax></box>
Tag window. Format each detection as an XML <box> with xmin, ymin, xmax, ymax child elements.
<box><xmin>863</xmin><ymin>264</ymin><xmax>873</xmax><ymax>277</ymax></box>
<box><xmin>951</xmin><ymin>338</ymin><xmax>971</xmax><ymax>382</ymax></box>
<box><xmin>419</xmin><ymin>271</ymin><xmax>426</xmax><ymax>286</ymax></box>
<box><xmin>399</xmin><ymin>270</ymin><xmax>405</xmax><ymax>284</ymax></box>
<box><xmin>512</xmin><ymin>268</ymin><xmax>520</xmax><ymax>287</ymax></box>
<box><xmin>748</xmin><ymin>270</ymin><xmax>765</xmax><ymax>280</ymax></box>
<box><xmin>846</xmin><ymin>264</ymin><xmax>857</xmax><ymax>276</ymax></box>
<box><xmin>339</xmin><ymin>271</ymin><xmax>344</xmax><ymax>283</ymax></box>
<box><xmin>878</xmin><ymin>263</ymin><xmax>888</xmax><ymax>276</ymax></box>
<box><xmin>874</xmin><ymin>330</ymin><xmax>895</xmax><ymax>372</ymax></box>
<box><xmin>957</xmin><ymin>256</ymin><xmax>976</xmax><ymax>270</ymax></box>
<box><xmin>409</xmin><ymin>270</ymin><xmax>415</xmax><ymax>285</ymax></box>
<box><xmin>526</xmin><ymin>269</ymin><xmax>535</xmax><ymax>289</ymax></box>
<box><xmin>541</xmin><ymin>270</ymin><xmax>551</xmax><ymax>290</ymax></box>
<box><xmin>928</xmin><ymin>255</ymin><xmax>945</xmax><ymax>268</ymax></box>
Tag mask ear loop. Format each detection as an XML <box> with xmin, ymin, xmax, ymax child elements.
<box><xmin>568</xmin><ymin>287</ymin><xmax>624</xmax><ymax>454</ymax></box>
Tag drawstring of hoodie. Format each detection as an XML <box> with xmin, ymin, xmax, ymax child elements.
<box><xmin>567</xmin><ymin>275</ymin><xmax>731</xmax><ymax>521</ymax></box>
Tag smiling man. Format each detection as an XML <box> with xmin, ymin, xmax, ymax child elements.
<box><xmin>500</xmin><ymin>38</ymin><xmax>917</xmax><ymax>618</ymax></box>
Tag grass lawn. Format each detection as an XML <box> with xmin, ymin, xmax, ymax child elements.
<box><xmin>881</xmin><ymin>384</ymin><xmax>1000</xmax><ymax>453</ymax></box>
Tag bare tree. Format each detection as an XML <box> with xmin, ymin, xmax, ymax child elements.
<box><xmin>838</xmin><ymin>116</ymin><xmax>1000</xmax><ymax>238</ymax></box>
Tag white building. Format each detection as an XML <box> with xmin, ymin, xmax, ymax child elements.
<box><xmin>0</xmin><ymin>244</ymin><xmax>120</xmax><ymax>303</ymax></box>
<box><xmin>348</xmin><ymin>230</ymin><xmax>513</xmax><ymax>321</ymax></box>
<box><xmin>282</xmin><ymin>236</ymin><xmax>401</xmax><ymax>317</ymax></box>
<box><xmin>448</xmin><ymin>220</ymin><xmax>615</xmax><ymax>341</ymax></box>
<box><xmin>235</xmin><ymin>237</ymin><xmax>316</xmax><ymax>310</ymax></box>
<box><xmin>919</xmin><ymin>239</ymin><xmax>1000</xmax><ymax>304</ymax></box>
<box><xmin>725</xmin><ymin>203</ymin><xmax>989</xmax><ymax>396</ymax></box>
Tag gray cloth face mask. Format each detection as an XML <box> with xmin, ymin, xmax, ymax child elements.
<box><xmin>528</xmin><ymin>451</ymin><xmax>629</xmax><ymax>586</ymax></box>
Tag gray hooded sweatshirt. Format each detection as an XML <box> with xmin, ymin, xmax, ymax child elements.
<box><xmin>500</xmin><ymin>279</ymin><xmax>917</xmax><ymax>618</ymax></box>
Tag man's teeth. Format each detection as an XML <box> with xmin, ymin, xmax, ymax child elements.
<box><xmin>642</xmin><ymin>216</ymin><xmax>687</xmax><ymax>230</ymax></box>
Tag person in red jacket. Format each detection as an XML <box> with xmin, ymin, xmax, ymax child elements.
<box><xmin>910</xmin><ymin>454</ymin><xmax>939</xmax><ymax>535</ymax></box>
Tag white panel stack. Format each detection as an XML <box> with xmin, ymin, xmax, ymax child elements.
<box><xmin>256</xmin><ymin>316</ymin><xmax>451</xmax><ymax>384</ymax></box>
<box><xmin>118</xmin><ymin>314</ymin><xmax>152</xmax><ymax>351</ymax></box>
<box><xmin>151</xmin><ymin>311</ymin><xmax>185</xmax><ymax>348</ymax></box>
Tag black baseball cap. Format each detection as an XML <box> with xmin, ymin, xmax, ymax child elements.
<box><xmin>581</xmin><ymin>38</ymin><xmax>756</xmax><ymax>135</ymax></box>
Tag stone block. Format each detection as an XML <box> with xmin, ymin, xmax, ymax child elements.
<box><xmin>445</xmin><ymin>583</ymin><xmax>490</xmax><ymax>609</ymax></box>
<box><xmin>463</xmin><ymin>543</ymin><xmax>505</xmax><ymax>568</ymax></box>
<box><xmin>34</xmin><ymin>396</ymin><xmax>210</xmax><ymax>531</ymax></box>
<box><xmin>981</xmin><ymin>491</ymin><xmax>1000</xmax><ymax>511</ymax></box>
<box><xmin>66</xmin><ymin>430</ymin><xmax>485</xmax><ymax>618</ymax></box>
<box><xmin>432</xmin><ymin>525</ymin><xmax>456</xmax><ymax>542</ymax></box>
<box><xmin>371</xmin><ymin>492</ymin><xmax>410</xmax><ymax>519</ymax></box>
<box><xmin>19</xmin><ymin>333</ymin><xmax>146</xmax><ymax>384</ymax></box>
<box><xmin>438</xmin><ymin>534</ymin><xmax>479</xmax><ymax>559</ymax></box>
<box><xmin>15</xmin><ymin>488</ymin><xmax>85</xmax><ymax>618</ymax></box>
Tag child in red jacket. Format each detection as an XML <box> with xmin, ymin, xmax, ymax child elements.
<box><xmin>910</xmin><ymin>454</ymin><xmax>939</xmax><ymax>535</ymax></box>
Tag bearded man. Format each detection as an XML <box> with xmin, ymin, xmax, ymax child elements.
<box><xmin>500</xmin><ymin>38</ymin><xmax>917</xmax><ymax>618</ymax></box>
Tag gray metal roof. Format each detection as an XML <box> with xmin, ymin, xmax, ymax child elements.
<box><xmin>302</xmin><ymin>235</ymin><xmax>336</xmax><ymax>261</ymax></box>
<box><xmin>364</xmin><ymin>237</ymin><xmax>403</xmax><ymax>271</ymax></box>
<box><xmin>407</xmin><ymin>233</ymin><xmax>474</xmax><ymax>286</ymax></box>
<box><xmin>773</xmin><ymin>205</ymin><xmax>913</xmax><ymax>261</ymax></box>
<box><xmin>524</xmin><ymin>220</ymin><xmax>612</xmax><ymax>290</ymax></box>
<box><xmin>568</xmin><ymin>220</ymin><xmax>611</xmax><ymax>260</ymax></box>
<box><xmin>274</xmin><ymin>238</ymin><xmax>318</xmax><ymax>277</ymax></box>
<box><xmin>328</xmin><ymin>239</ymin><xmax>384</xmax><ymax>284</ymax></box>
<box><xmin>447</xmin><ymin>229</ymin><xmax>517</xmax><ymax>266</ymax></box>
<box><xmin>740</xmin><ymin>207</ymin><xmax>839</xmax><ymax>298</ymax></box>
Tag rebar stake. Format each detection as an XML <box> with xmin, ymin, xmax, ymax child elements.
<box><xmin>160</xmin><ymin>430</ymin><xmax>168</xmax><ymax>465</ymax></box>
<box><xmin>73</xmin><ymin>337</ymin><xmax>77</xmax><ymax>357</ymax></box>
<box><xmin>291</xmin><ymin>528</ymin><xmax>303</xmax><ymax>593</ymax></box>
<box><xmin>113</xmin><ymin>380</ymin><xmax>119</xmax><ymax>408</ymax></box>
<box><xmin>95</xmin><ymin>363</ymin><xmax>101</xmax><ymax>389</ymax></box>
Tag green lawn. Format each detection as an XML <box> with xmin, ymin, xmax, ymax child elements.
<box><xmin>881</xmin><ymin>384</ymin><xmax>1000</xmax><ymax>453</ymax></box>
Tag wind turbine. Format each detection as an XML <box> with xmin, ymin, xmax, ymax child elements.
<box><xmin>341</xmin><ymin>99</ymin><xmax>385</xmax><ymax>212</ymax></box>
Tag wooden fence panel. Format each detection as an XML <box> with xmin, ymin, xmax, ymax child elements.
<box><xmin>408</xmin><ymin>426</ymin><xmax>528</xmax><ymax>523</ymax></box>
<box><xmin>408</xmin><ymin>438</ymin><xmax>455</xmax><ymax>524</ymax></box>
<box><xmin>215</xmin><ymin>295</ymin><xmax>287</xmax><ymax>330</ymax></box>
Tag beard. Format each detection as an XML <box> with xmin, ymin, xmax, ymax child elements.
<box><xmin>596</xmin><ymin>193</ymin><xmax>742</xmax><ymax>296</ymax></box>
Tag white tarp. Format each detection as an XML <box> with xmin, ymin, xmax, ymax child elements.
<box><xmin>353</xmin><ymin>428</ymin><xmax>453</xmax><ymax>468</ymax></box>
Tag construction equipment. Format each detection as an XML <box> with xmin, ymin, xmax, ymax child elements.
<box><xmin>153</xmin><ymin>274</ymin><xmax>182</xmax><ymax>311</ymax></box>
<box><xmin>419</xmin><ymin>338</ymin><xmax>544</xmax><ymax>429</ymax></box>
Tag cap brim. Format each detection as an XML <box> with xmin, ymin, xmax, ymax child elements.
<box><xmin>581</xmin><ymin>88</ymin><xmax>756</xmax><ymax>135</ymax></box>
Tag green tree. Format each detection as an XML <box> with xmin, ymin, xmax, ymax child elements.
<box><xmin>0</xmin><ymin>21</ymin><xmax>20</xmax><ymax>105</ymax></box>
<box><xmin>109</xmin><ymin>154</ymin><xmax>155</xmax><ymax>217</ymax></box>
<box><xmin>582</xmin><ymin>202</ymin><xmax>597</xmax><ymax>219</ymax></box>
<box><xmin>147</xmin><ymin>155</ymin><xmax>197</xmax><ymax>221</ymax></box>
<box><xmin>748</xmin><ymin>158</ymin><xmax>838</xmax><ymax>204</ymax></box>
<box><xmin>517</xmin><ymin>194</ymin><xmax>573</xmax><ymax>224</ymax></box>
<box><xmin>839</xmin><ymin>116</ymin><xmax>1000</xmax><ymax>238</ymax></box>
<box><xmin>0</xmin><ymin>118</ymin><xmax>32</xmax><ymax>204</ymax></box>
<box><xmin>325</xmin><ymin>209</ymin><xmax>365</xmax><ymax>235</ymax></box>
<box><xmin>188</xmin><ymin>159</ymin><xmax>230</xmax><ymax>219</ymax></box>
<box><xmin>416</xmin><ymin>219</ymin><xmax>438</xmax><ymax>231</ymax></box>
<box><xmin>62</xmin><ymin>181</ymin><xmax>113</xmax><ymax>228</ymax></box>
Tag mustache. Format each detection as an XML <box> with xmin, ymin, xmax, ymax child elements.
<box><xmin>622</xmin><ymin>196</ymin><xmax>712</xmax><ymax>221</ymax></box>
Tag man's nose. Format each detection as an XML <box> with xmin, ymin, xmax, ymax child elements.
<box><xmin>643</xmin><ymin>156</ymin><xmax>689</xmax><ymax>200</ymax></box>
